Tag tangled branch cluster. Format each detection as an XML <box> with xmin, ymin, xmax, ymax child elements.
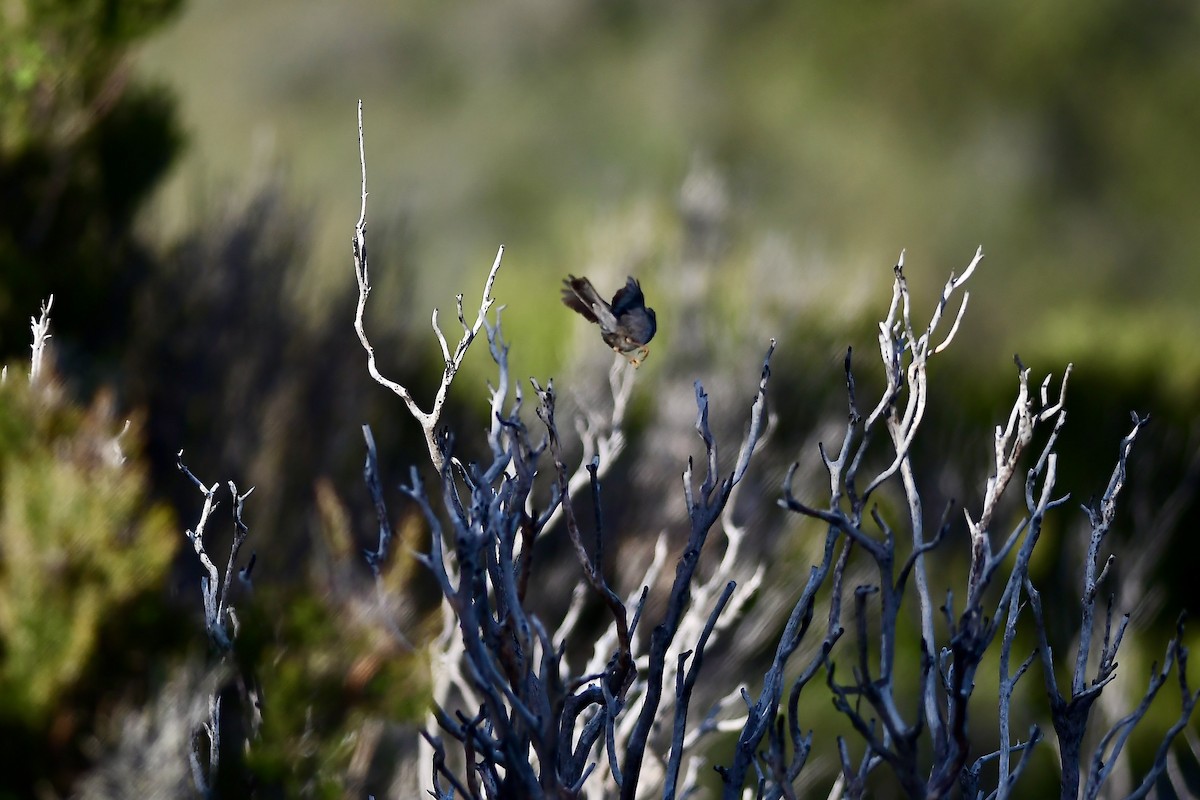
<box><xmin>333</xmin><ymin>105</ymin><xmax>1200</xmax><ymax>799</ymax></box>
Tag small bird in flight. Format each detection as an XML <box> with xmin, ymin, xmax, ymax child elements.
<box><xmin>561</xmin><ymin>275</ymin><xmax>657</xmax><ymax>366</ymax></box>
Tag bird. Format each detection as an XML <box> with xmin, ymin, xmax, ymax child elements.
<box><xmin>561</xmin><ymin>275</ymin><xmax>657</xmax><ymax>366</ymax></box>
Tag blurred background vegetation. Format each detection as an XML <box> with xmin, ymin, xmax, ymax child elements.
<box><xmin>1</xmin><ymin>0</ymin><xmax>1198</xmax><ymax>796</ymax></box>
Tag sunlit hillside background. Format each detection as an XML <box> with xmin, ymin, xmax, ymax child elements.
<box><xmin>137</xmin><ymin>0</ymin><xmax>1200</xmax><ymax>378</ymax></box>
<box><xmin>2</xmin><ymin>0</ymin><xmax>1198</xmax><ymax>796</ymax></box>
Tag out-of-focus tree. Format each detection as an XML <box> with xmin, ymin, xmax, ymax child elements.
<box><xmin>0</xmin><ymin>0</ymin><xmax>184</xmax><ymax>363</ymax></box>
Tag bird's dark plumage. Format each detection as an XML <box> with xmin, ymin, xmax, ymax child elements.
<box><xmin>561</xmin><ymin>275</ymin><xmax>657</xmax><ymax>364</ymax></box>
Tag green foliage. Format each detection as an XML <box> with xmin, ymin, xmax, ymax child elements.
<box><xmin>0</xmin><ymin>0</ymin><xmax>183</xmax><ymax>150</ymax></box>
<box><xmin>0</xmin><ymin>0</ymin><xmax>184</xmax><ymax>360</ymax></box>
<box><xmin>0</xmin><ymin>375</ymin><xmax>177</xmax><ymax>727</ymax></box>
<box><xmin>237</xmin><ymin>588</ymin><xmax>429</xmax><ymax>797</ymax></box>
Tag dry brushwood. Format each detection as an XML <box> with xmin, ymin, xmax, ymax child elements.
<box><xmin>349</xmin><ymin>102</ymin><xmax>1198</xmax><ymax>799</ymax></box>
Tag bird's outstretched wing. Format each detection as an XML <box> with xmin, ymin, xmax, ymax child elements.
<box><xmin>610</xmin><ymin>276</ymin><xmax>645</xmax><ymax>316</ymax></box>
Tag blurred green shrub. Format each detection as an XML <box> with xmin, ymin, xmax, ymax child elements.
<box><xmin>0</xmin><ymin>374</ymin><xmax>177</xmax><ymax>728</ymax></box>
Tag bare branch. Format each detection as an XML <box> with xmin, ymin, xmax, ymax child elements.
<box><xmin>29</xmin><ymin>294</ymin><xmax>54</xmax><ymax>383</ymax></box>
<box><xmin>351</xmin><ymin>100</ymin><xmax>503</xmax><ymax>472</ymax></box>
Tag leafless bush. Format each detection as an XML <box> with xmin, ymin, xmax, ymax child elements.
<box><xmin>176</xmin><ymin>458</ymin><xmax>259</xmax><ymax>799</ymax></box>
<box><xmin>350</xmin><ymin>104</ymin><xmax>1197</xmax><ymax>799</ymax></box>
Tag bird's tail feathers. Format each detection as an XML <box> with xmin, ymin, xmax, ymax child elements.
<box><xmin>561</xmin><ymin>275</ymin><xmax>606</xmax><ymax>323</ymax></box>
